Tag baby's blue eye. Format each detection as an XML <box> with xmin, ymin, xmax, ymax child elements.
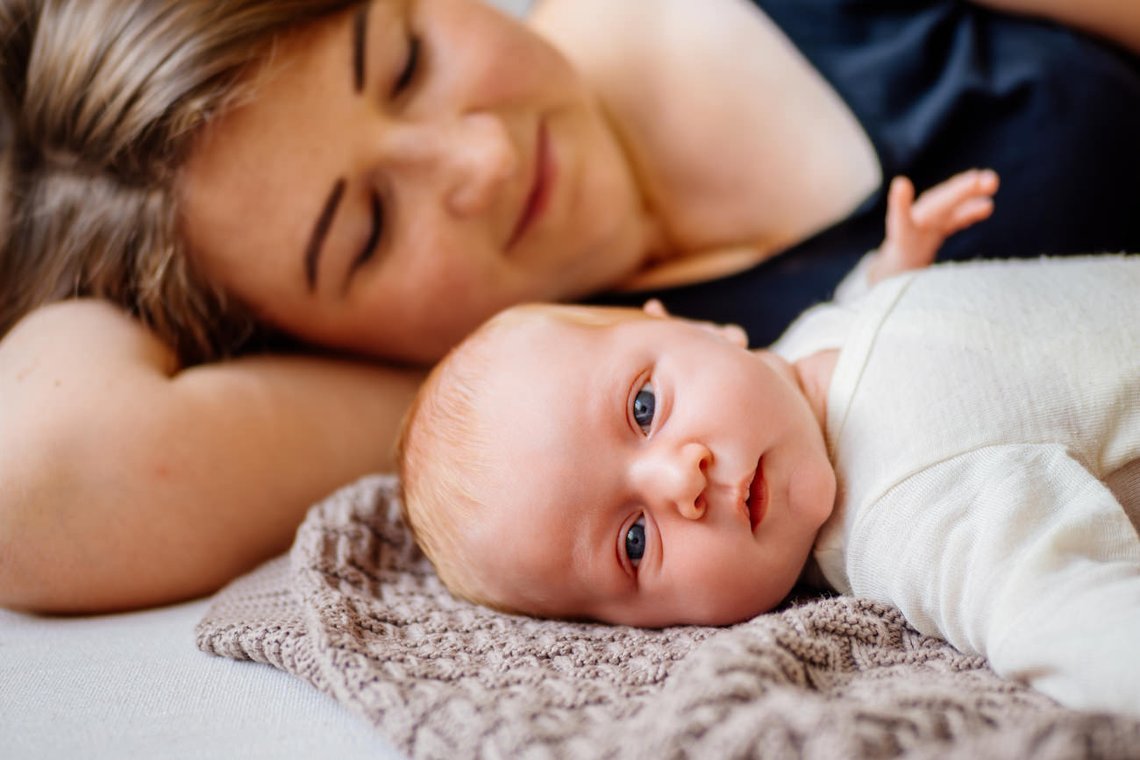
<box><xmin>632</xmin><ymin>383</ymin><xmax>655</xmax><ymax>433</ymax></box>
<box><xmin>625</xmin><ymin>516</ymin><xmax>646</xmax><ymax>567</ymax></box>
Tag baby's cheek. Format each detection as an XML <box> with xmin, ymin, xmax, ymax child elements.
<box><xmin>789</xmin><ymin>456</ymin><xmax>838</xmax><ymax>530</ymax></box>
<box><xmin>682</xmin><ymin>554</ymin><xmax>774</xmax><ymax>625</ymax></box>
<box><xmin>696</xmin><ymin>582</ymin><xmax>776</xmax><ymax>625</ymax></box>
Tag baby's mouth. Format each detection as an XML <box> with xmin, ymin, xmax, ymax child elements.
<box><xmin>746</xmin><ymin>457</ymin><xmax>767</xmax><ymax>533</ymax></box>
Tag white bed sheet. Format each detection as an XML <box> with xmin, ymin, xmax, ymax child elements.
<box><xmin>0</xmin><ymin>598</ymin><xmax>406</xmax><ymax>760</ymax></box>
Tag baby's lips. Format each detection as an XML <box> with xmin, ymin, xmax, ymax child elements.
<box><xmin>747</xmin><ymin>458</ymin><xmax>768</xmax><ymax>532</ymax></box>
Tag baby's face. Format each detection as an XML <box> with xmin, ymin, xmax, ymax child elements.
<box><xmin>462</xmin><ymin>308</ymin><xmax>836</xmax><ymax>627</ymax></box>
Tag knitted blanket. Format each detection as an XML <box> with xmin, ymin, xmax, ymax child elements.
<box><xmin>196</xmin><ymin>475</ymin><xmax>1140</xmax><ymax>759</ymax></box>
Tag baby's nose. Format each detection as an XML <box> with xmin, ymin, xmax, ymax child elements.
<box><xmin>633</xmin><ymin>442</ymin><xmax>711</xmax><ymax>520</ymax></box>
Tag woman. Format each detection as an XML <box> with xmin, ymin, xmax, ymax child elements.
<box><xmin>1</xmin><ymin>0</ymin><xmax>1138</xmax><ymax>613</ymax></box>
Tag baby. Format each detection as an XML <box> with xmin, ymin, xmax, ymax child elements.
<box><xmin>398</xmin><ymin>174</ymin><xmax>1140</xmax><ymax>715</ymax></box>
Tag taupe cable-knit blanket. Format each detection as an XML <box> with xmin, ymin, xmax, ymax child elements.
<box><xmin>196</xmin><ymin>475</ymin><xmax>1140</xmax><ymax>758</ymax></box>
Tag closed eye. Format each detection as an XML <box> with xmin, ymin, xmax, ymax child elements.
<box><xmin>392</xmin><ymin>36</ymin><xmax>420</xmax><ymax>97</ymax></box>
<box><xmin>350</xmin><ymin>191</ymin><xmax>384</xmax><ymax>280</ymax></box>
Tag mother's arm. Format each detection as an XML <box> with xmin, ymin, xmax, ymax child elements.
<box><xmin>969</xmin><ymin>0</ymin><xmax>1140</xmax><ymax>55</ymax></box>
<box><xmin>0</xmin><ymin>300</ymin><xmax>421</xmax><ymax>614</ymax></box>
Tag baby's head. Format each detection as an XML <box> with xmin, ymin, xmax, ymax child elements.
<box><xmin>398</xmin><ymin>303</ymin><xmax>836</xmax><ymax>627</ymax></box>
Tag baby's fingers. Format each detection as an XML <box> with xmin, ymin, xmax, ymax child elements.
<box><xmin>885</xmin><ymin>175</ymin><xmax>916</xmax><ymax>237</ymax></box>
<box><xmin>911</xmin><ymin>168</ymin><xmax>999</xmax><ymax>230</ymax></box>
<box><xmin>943</xmin><ymin>195</ymin><xmax>995</xmax><ymax>233</ymax></box>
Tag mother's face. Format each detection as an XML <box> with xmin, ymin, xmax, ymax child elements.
<box><xmin>180</xmin><ymin>0</ymin><xmax>650</xmax><ymax>364</ymax></box>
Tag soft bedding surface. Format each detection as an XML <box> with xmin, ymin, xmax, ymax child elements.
<box><xmin>1</xmin><ymin>596</ymin><xmax>401</xmax><ymax>759</ymax></box>
<box><xmin>196</xmin><ymin>475</ymin><xmax>1140</xmax><ymax>759</ymax></box>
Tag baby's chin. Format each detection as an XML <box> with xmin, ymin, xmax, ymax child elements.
<box><xmin>582</xmin><ymin>589</ymin><xmax>788</xmax><ymax>629</ymax></box>
<box><xmin>591</xmin><ymin>604</ymin><xmax>773</xmax><ymax>629</ymax></box>
<box><xmin>491</xmin><ymin>561</ymin><xmax>804</xmax><ymax>628</ymax></box>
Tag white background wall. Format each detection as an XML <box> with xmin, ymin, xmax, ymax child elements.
<box><xmin>488</xmin><ymin>0</ymin><xmax>534</xmax><ymax>18</ymax></box>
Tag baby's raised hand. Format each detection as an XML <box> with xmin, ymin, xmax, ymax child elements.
<box><xmin>870</xmin><ymin>169</ymin><xmax>999</xmax><ymax>285</ymax></box>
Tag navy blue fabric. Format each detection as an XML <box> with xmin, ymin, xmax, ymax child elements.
<box><xmin>588</xmin><ymin>1</ymin><xmax>1140</xmax><ymax>346</ymax></box>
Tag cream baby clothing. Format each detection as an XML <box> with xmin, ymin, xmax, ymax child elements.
<box><xmin>777</xmin><ymin>256</ymin><xmax>1140</xmax><ymax>716</ymax></box>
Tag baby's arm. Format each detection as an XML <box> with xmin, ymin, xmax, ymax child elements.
<box><xmin>869</xmin><ymin>168</ymin><xmax>1000</xmax><ymax>285</ymax></box>
<box><xmin>848</xmin><ymin>445</ymin><xmax>1140</xmax><ymax>716</ymax></box>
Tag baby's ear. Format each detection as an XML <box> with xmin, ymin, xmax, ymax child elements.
<box><xmin>641</xmin><ymin>299</ymin><xmax>670</xmax><ymax>318</ymax></box>
<box><xmin>642</xmin><ymin>299</ymin><xmax>749</xmax><ymax>347</ymax></box>
<box><xmin>704</xmin><ymin>321</ymin><xmax>749</xmax><ymax>348</ymax></box>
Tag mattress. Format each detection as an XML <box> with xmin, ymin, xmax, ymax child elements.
<box><xmin>0</xmin><ymin>596</ymin><xmax>405</xmax><ymax>759</ymax></box>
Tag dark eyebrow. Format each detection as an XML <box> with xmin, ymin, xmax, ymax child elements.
<box><xmin>352</xmin><ymin>3</ymin><xmax>369</xmax><ymax>93</ymax></box>
<box><xmin>304</xmin><ymin>178</ymin><xmax>346</xmax><ymax>292</ymax></box>
<box><xmin>304</xmin><ymin>7</ymin><xmax>368</xmax><ymax>293</ymax></box>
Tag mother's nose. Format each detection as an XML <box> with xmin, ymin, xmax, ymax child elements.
<box><xmin>384</xmin><ymin>112</ymin><xmax>517</xmax><ymax>216</ymax></box>
<box><xmin>631</xmin><ymin>442</ymin><xmax>711</xmax><ymax>520</ymax></box>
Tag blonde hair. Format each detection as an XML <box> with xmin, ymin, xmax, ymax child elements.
<box><xmin>398</xmin><ymin>303</ymin><xmax>646</xmax><ymax>613</ymax></box>
<box><xmin>397</xmin><ymin>310</ymin><xmax>512</xmax><ymax>611</ymax></box>
<box><xmin>0</xmin><ymin>0</ymin><xmax>362</xmax><ymax>364</ymax></box>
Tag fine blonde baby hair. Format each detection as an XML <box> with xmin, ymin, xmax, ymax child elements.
<box><xmin>398</xmin><ymin>302</ymin><xmax>649</xmax><ymax>613</ymax></box>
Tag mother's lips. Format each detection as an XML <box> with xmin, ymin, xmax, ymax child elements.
<box><xmin>506</xmin><ymin>119</ymin><xmax>553</xmax><ymax>251</ymax></box>
<box><xmin>746</xmin><ymin>458</ymin><xmax>768</xmax><ymax>532</ymax></box>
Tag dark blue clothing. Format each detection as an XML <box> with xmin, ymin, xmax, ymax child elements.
<box><xmin>589</xmin><ymin>0</ymin><xmax>1140</xmax><ymax>346</ymax></box>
